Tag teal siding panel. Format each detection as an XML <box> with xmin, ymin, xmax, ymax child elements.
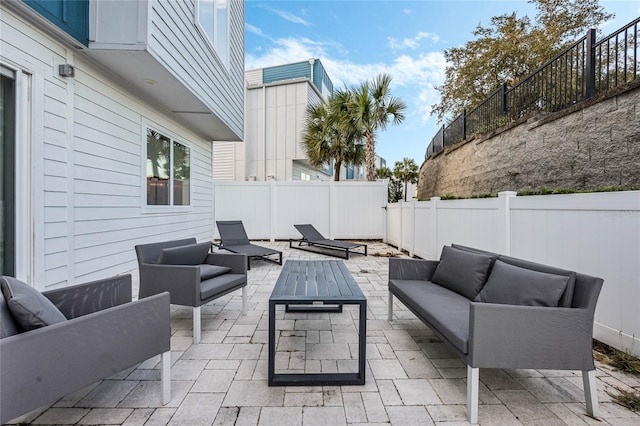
<box><xmin>313</xmin><ymin>59</ymin><xmax>333</xmax><ymax>95</ymax></box>
<box><xmin>263</xmin><ymin>61</ymin><xmax>311</xmax><ymax>84</ymax></box>
<box><xmin>24</xmin><ymin>0</ymin><xmax>89</xmax><ymax>46</ymax></box>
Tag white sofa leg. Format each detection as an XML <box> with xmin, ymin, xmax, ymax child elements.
<box><xmin>242</xmin><ymin>286</ymin><xmax>248</xmax><ymax>315</ymax></box>
<box><xmin>161</xmin><ymin>351</ymin><xmax>171</xmax><ymax>405</ymax></box>
<box><xmin>467</xmin><ymin>365</ymin><xmax>479</xmax><ymax>424</ymax></box>
<box><xmin>583</xmin><ymin>369</ymin><xmax>599</xmax><ymax>418</ymax></box>
<box><xmin>193</xmin><ymin>306</ymin><xmax>201</xmax><ymax>344</ymax></box>
<box><xmin>388</xmin><ymin>292</ymin><xmax>393</xmax><ymax>321</ymax></box>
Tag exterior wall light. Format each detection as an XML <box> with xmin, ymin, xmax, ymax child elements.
<box><xmin>58</xmin><ymin>64</ymin><xmax>74</xmax><ymax>77</ymax></box>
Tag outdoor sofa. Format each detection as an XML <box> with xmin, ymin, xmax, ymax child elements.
<box><xmin>388</xmin><ymin>244</ymin><xmax>604</xmax><ymax>424</ymax></box>
<box><xmin>0</xmin><ymin>274</ymin><xmax>171</xmax><ymax>424</ymax></box>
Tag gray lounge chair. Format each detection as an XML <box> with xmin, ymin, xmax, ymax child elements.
<box><xmin>290</xmin><ymin>224</ymin><xmax>368</xmax><ymax>259</ymax></box>
<box><xmin>215</xmin><ymin>221</ymin><xmax>282</xmax><ymax>269</ymax></box>
<box><xmin>135</xmin><ymin>238</ymin><xmax>248</xmax><ymax>343</ymax></box>
<box><xmin>0</xmin><ymin>274</ymin><xmax>171</xmax><ymax>424</ymax></box>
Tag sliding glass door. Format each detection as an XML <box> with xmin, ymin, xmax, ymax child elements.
<box><xmin>1</xmin><ymin>67</ymin><xmax>16</xmax><ymax>277</ymax></box>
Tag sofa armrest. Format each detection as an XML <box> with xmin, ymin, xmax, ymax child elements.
<box><xmin>468</xmin><ymin>302</ymin><xmax>595</xmax><ymax>370</ymax></box>
<box><xmin>43</xmin><ymin>275</ymin><xmax>132</xmax><ymax>319</ymax></box>
<box><xmin>0</xmin><ymin>292</ymin><xmax>170</xmax><ymax>424</ymax></box>
<box><xmin>205</xmin><ymin>252</ymin><xmax>248</xmax><ymax>274</ymax></box>
<box><xmin>139</xmin><ymin>263</ymin><xmax>200</xmax><ymax>306</ymax></box>
<box><xmin>389</xmin><ymin>258</ymin><xmax>439</xmax><ymax>281</ymax></box>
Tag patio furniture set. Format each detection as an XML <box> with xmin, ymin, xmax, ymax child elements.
<box><xmin>0</xmin><ymin>222</ymin><xmax>605</xmax><ymax>425</ymax></box>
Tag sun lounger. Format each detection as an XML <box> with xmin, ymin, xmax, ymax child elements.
<box><xmin>215</xmin><ymin>221</ymin><xmax>282</xmax><ymax>269</ymax></box>
<box><xmin>290</xmin><ymin>224</ymin><xmax>368</xmax><ymax>259</ymax></box>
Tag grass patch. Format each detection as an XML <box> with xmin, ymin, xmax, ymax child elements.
<box><xmin>606</xmin><ymin>387</ymin><xmax>640</xmax><ymax>412</ymax></box>
<box><xmin>372</xmin><ymin>251</ymin><xmax>399</xmax><ymax>258</ymax></box>
<box><xmin>593</xmin><ymin>340</ymin><xmax>640</xmax><ymax>376</ymax></box>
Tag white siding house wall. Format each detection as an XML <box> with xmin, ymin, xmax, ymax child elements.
<box><xmin>386</xmin><ymin>191</ymin><xmax>640</xmax><ymax>357</ymax></box>
<box><xmin>1</xmin><ymin>4</ymin><xmax>233</xmax><ymax>289</ymax></box>
<box><xmin>147</xmin><ymin>0</ymin><xmax>244</xmax><ymax>137</ymax></box>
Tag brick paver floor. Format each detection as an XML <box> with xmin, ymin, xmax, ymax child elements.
<box><xmin>9</xmin><ymin>241</ymin><xmax>640</xmax><ymax>425</ymax></box>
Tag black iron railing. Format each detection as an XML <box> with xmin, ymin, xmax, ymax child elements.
<box><xmin>426</xmin><ymin>17</ymin><xmax>640</xmax><ymax>160</ymax></box>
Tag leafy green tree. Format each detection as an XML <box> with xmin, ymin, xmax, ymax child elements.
<box><xmin>351</xmin><ymin>74</ymin><xmax>407</xmax><ymax>181</ymax></box>
<box><xmin>302</xmin><ymin>89</ymin><xmax>365</xmax><ymax>181</ymax></box>
<box><xmin>431</xmin><ymin>0</ymin><xmax>613</xmax><ymax>122</ymax></box>
<box><xmin>376</xmin><ymin>166</ymin><xmax>403</xmax><ymax>203</ymax></box>
<box><xmin>393</xmin><ymin>158</ymin><xmax>419</xmax><ymax>201</ymax></box>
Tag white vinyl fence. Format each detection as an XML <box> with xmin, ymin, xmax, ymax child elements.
<box><xmin>213</xmin><ymin>180</ymin><xmax>387</xmax><ymax>240</ymax></box>
<box><xmin>386</xmin><ymin>191</ymin><xmax>640</xmax><ymax>356</ymax></box>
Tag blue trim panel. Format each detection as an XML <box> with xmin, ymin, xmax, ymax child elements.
<box><xmin>24</xmin><ymin>0</ymin><xmax>89</xmax><ymax>46</ymax></box>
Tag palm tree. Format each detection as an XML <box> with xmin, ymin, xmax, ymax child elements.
<box><xmin>302</xmin><ymin>89</ymin><xmax>365</xmax><ymax>181</ymax></box>
<box><xmin>393</xmin><ymin>157</ymin><xmax>419</xmax><ymax>201</ymax></box>
<box><xmin>351</xmin><ymin>74</ymin><xmax>407</xmax><ymax>181</ymax></box>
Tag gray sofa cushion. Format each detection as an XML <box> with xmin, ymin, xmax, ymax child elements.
<box><xmin>431</xmin><ymin>246</ymin><xmax>496</xmax><ymax>300</ymax></box>
<box><xmin>389</xmin><ymin>279</ymin><xmax>471</xmax><ymax>354</ymax></box>
<box><xmin>199</xmin><ymin>264</ymin><xmax>231</xmax><ymax>281</ymax></box>
<box><xmin>0</xmin><ymin>280</ymin><xmax>21</xmax><ymax>338</ymax></box>
<box><xmin>157</xmin><ymin>242</ymin><xmax>211</xmax><ymax>265</ymax></box>
<box><xmin>475</xmin><ymin>259</ymin><xmax>571</xmax><ymax>307</ymax></box>
<box><xmin>0</xmin><ymin>276</ymin><xmax>67</xmax><ymax>331</ymax></box>
<box><xmin>200</xmin><ymin>274</ymin><xmax>246</xmax><ymax>301</ymax></box>
<box><xmin>497</xmin><ymin>255</ymin><xmax>576</xmax><ymax>308</ymax></box>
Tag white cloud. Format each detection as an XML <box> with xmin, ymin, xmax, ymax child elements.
<box><xmin>245</xmin><ymin>23</ymin><xmax>264</xmax><ymax>37</ymax></box>
<box><xmin>403</xmin><ymin>9</ymin><xmax>411</xmax><ymax>15</ymax></box>
<box><xmin>245</xmin><ymin>37</ymin><xmax>447</xmax><ymax>124</ymax></box>
<box><xmin>388</xmin><ymin>32</ymin><xmax>440</xmax><ymax>50</ymax></box>
<box><xmin>271</xmin><ymin>9</ymin><xmax>311</xmax><ymax>26</ymax></box>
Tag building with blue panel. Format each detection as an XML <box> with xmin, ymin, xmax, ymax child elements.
<box><xmin>214</xmin><ymin>58</ymin><xmax>368</xmax><ymax>181</ymax></box>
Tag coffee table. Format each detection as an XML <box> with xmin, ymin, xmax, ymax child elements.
<box><xmin>268</xmin><ymin>260</ymin><xmax>367</xmax><ymax>386</ymax></box>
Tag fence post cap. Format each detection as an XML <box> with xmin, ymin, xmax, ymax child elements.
<box><xmin>498</xmin><ymin>191</ymin><xmax>517</xmax><ymax>197</ymax></box>
<box><xmin>431</xmin><ymin>196</ymin><xmax>441</xmax><ymax>201</ymax></box>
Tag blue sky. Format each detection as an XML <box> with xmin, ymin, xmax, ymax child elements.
<box><xmin>245</xmin><ymin>0</ymin><xmax>640</xmax><ymax>168</ymax></box>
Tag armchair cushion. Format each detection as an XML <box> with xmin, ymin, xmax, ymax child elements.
<box><xmin>157</xmin><ymin>242</ymin><xmax>211</xmax><ymax>265</ymax></box>
<box><xmin>199</xmin><ymin>264</ymin><xmax>231</xmax><ymax>280</ymax></box>
<box><xmin>0</xmin><ymin>276</ymin><xmax>67</xmax><ymax>332</ymax></box>
<box><xmin>475</xmin><ymin>260</ymin><xmax>571</xmax><ymax>307</ymax></box>
<box><xmin>200</xmin><ymin>274</ymin><xmax>247</xmax><ymax>300</ymax></box>
<box><xmin>431</xmin><ymin>246</ymin><xmax>495</xmax><ymax>300</ymax></box>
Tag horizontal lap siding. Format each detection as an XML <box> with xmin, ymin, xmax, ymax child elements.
<box><xmin>149</xmin><ymin>0</ymin><xmax>244</xmax><ymax>138</ymax></box>
<box><xmin>72</xmin><ymin>59</ymin><xmax>214</xmax><ymax>284</ymax></box>
<box><xmin>3</xmin><ymin>5</ymin><xmax>216</xmax><ymax>289</ymax></box>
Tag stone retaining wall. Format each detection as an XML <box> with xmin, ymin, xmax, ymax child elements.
<box><xmin>417</xmin><ymin>82</ymin><xmax>640</xmax><ymax>199</ymax></box>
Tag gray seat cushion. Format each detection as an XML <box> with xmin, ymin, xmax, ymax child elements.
<box><xmin>199</xmin><ymin>264</ymin><xmax>231</xmax><ymax>281</ymax></box>
<box><xmin>200</xmin><ymin>274</ymin><xmax>246</xmax><ymax>301</ymax></box>
<box><xmin>0</xmin><ymin>276</ymin><xmax>67</xmax><ymax>332</ymax></box>
<box><xmin>390</xmin><ymin>279</ymin><xmax>471</xmax><ymax>354</ymax></box>
<box><xmin>475</xmin><ymin>260</ymin><xmax>571</xmax><ymax>307</ymax></box>
<box><xmin>431</xmin><ymin>246</ymin><xmax>496</xmax><ymax>300</ymax></box>
<box><xmin>157</xmin><ymin>242</ymin><xmax>211</xmax><ymax>265</ymax></box>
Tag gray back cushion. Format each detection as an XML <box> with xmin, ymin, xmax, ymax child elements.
<box><xmin>157</xmin><ymin>242</ymin><xmax>211</xmax><ymax>265</ymax></box>
<box><xmin>0</xmin><ymin>278</ymin><xmax>21</xmax><ymax>338</ymax></box>
<box><xmin>431</xmin><ymin>246</ymin><xmax>496</xmax><ymax>300</ymax></box>
<box><xmin>475</xmin><ymin>259</ymin><xmax>571</xmax><ymax>307</ymax></box>
<box><xmin>0</xmin><ymin>276</ymin><xmax>67</xmax><ymax>332</ymax></box>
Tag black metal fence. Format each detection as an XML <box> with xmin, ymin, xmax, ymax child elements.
<box><xmin>426</xmin><ymin>17</ymin><xmax>640</xmax><ymax>160</ymax></box>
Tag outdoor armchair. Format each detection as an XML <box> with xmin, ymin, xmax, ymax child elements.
<box><xmin>0</xmin><ymin>274</ymin><xmax>171</xmax><ymax>424</ymax></box>
<box><xmin>135</xmin><ymin>238</ymin><xmax>248</xmax><ymax>343</ymax></box>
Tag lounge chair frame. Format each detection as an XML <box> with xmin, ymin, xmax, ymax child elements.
<box><xmin>289</xmin><ymin>224</ymin><xmax>368</xmax><ymax>260</ymax></box>
<box><xmin>215</xmin><ymin>221</ymin><xmax>282</xmax><ymax>269</ymax></box>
